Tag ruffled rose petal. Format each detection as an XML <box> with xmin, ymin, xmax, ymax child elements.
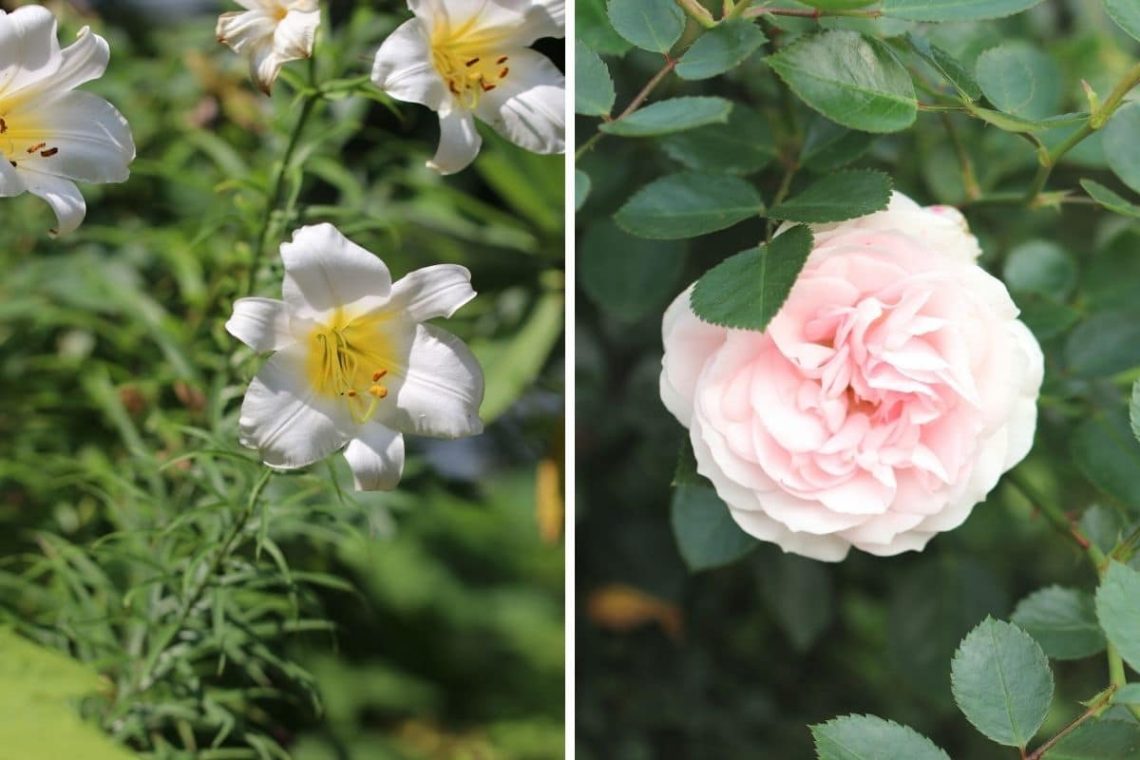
<box><xmin>280</xmin><ymin>223</ymin><xmax>393</xmax><ymax>318</ymax></box>
<box><xmin>343</xmin><ymin>422</ymin><xmax>405</xmax><ymax>491</ymax></box>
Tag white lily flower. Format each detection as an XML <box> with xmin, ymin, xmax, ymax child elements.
<box><xmin>372</xmin><ymin>0</ymin><xmax>566</xmax><ymax>175</ymax></box>
<box><xmin>216</xmin><ymin>0</ymin><xmax>320</xmax><ymax>94</ymax></box>
<box><xmin>226</xmin><ymin>223</ymin><xmax>485</xmax><ymax>490</ymax></box>
<box><xmin>0</xmin><ymin>5</ymin><xmax>134</xmax><ymax>235</ymax></box>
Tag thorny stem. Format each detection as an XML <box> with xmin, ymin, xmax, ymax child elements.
<box><xmin>940</xmin><ymin>112</ymin><xmax>981</xmax><ymax>201</ymax></box>
<box><xmin>1025</xmin><ymin>686</ymin><xmax>1118</xmax><ymax>760</ymax></box>
<box><xmin>1023</xmin><ymin>62</ymin><xmax>1140</xmax><ymax>204</ymax></box>
<box><xmin>575</xmin><ymin>58</ymin><xmax>678</xmax><ymax>160</ymax></box>
<box><xmin>743</xmin><ymin>5</ymin><xmax>881</xmax><ymax>19</ymax></box>
<box><xmin>1006</xmin><ymin>471</ymin><xmax>1103</xmax><ymax>567</ymax></box>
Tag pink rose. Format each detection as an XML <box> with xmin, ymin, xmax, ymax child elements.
<box><xmin>660</xmin><ymin>193</ymin><xmax>1044</xmax><ymax>561</ymax></box>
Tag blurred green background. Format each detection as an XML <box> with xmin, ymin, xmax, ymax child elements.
<box><xmin>0</xmin><ymin>0</ymin><xmax>564</xmax><ymax>758</ymax></box>
<box><xmin>576</xmin><ymin>1</ymin><xmax>1140</xmax><ymax>757</ymax></box>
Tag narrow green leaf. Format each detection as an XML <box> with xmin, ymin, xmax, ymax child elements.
<box><xmin>676</xmin><ymin>20</ymin><xmax>767</xmax><ymax>80</ymax></box>
<box><xmin>1132</xmin><ymin>380</ymin><xmax>1140</xmax><ymax>445</ymax></box>
<box><xmin>767</xmin><ymin>30</ymin><xmax>918</xmax><ymax>134</ymax></box>
<box><xmin>767</xmin><ymin>170</ymin><xmax>892</xmax><ymax>223</ymax></box>
<box><xmin>1045</xmin><ymin>719</ymin><xmax>1140</xmax><ymax>759</ymax></box>
<box><xmin>811</xmin><ymin>715</ymin><xmax>951</xmax><ymax>760</ymax></box>
<box><xmin>971</xmin><ymin>107</ymin><xmax>1086</xmax><ymax>134</ymax></box>
<box><xmin>670</xmin><ymin>483</ymin><xmax>757</xmax><ymax>571</ymax></box>
<box><xmin>759</xmin><ymin>552</ymin><xmax>835</xmax><ymax>653</ymax></box>
<box><xmin>883</xmin><ymin>0</ymin><xmax>1046</xmax><ymax>22</ymax></box>
<box><xmin>661</xmin><ymin>105</ymin><xmax>777</xmax><ymax>175</ymax></box>
<box><xmin>1096</xmin><ymin>562</ymin><xmax>1140</xmax><ymax>673</ymax></box>
<box><xmin>614</xmin><ymin>172</ymin><xmax>763</xmax><ymax>240</ymax></box>
<box><xmin>975</xmin><ymin>42</ymin><xmax>1061</xmax><ymax>120</ymax></box>
<box><xmin>575</xmin><ymin>41</ymin><xmax>616</xmax><ymax>116</ymax></box>
<box><xmin>607</xmin><ymin>0</ymin><xmax>684</xmax><ymax>54</ymax></box>
<box><xmin>907</xmin><ymin>34</ymin><xmax>982</xmax><ymax>101</ymax></box>
<box><xmin>1010</xmin><ymin>587</ymin><xmax>1106</xmax><ymax>661</ymax></box>
<box><xmin>950</xmin><ymin>617</ymin><xmax>1053</xmax><ymax>747</ymax></box>
<box><xmin>575</xmin><ymin>170</ymin><xmax>591</xmax><ymax>211</ymax></box>
<box><xmin>1071</xmin><ymin>410</ymin><xmax>1140</xmax><ymax>512</ymax></box>
<box><xmin>1103</xmin><ymin>103</ymin><xmax>1140</xmax><ymax>195</ymax></box>
<box><xmin>600</xmin><ymin>96</ymin><xmax>733</xmax><ymax>136</ymax></box>
<box><xmin>689</xmin><ymin>225</ymin><xmax>813</xmax><ymax>330</ymax></box>
<box><xmin>580</xmin><ymin>220</ymin><xmax>687</xmax><ymax>322</ymax></box>
<box><xmin>1105</xmin><ymin>0</ymin><xmax>1140</xmax><ymax>43</ymax></box>
<box><xmin>1082</xmin><ymin>179</ymin><xmax>1140</xmax><ymax>219</ymax></box>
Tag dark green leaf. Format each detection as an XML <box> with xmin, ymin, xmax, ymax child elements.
<box><xmin>580</xmin><ymin>220</ymin><xmax>686</xmax><ymax>322</ymax></box>
<box><xmin>581</xmin><ymin>0</ymin><xmax>633</xmax><ymax>55</ymax></box>
<box><xmin>607</xmin><ymin>0</ymin><xmax>684</xmax><ymax>54</ymax></box>
<box><xmin>801</xmin><ymin>0</ymin><xmax>881</xmax><ymax>8</ymax></box>
<box><xmin>1105</xmin><ymin>0</ymin><xmax>1140</xmax><ymax>43</ymax></box>
<box><xmin>950</xmin><ymin>617</ymin><xmax>1053</xmax><ymax>747</ymax></box>
<box><xmin>1045</xmin><ymin>719</ymin><xmax>1140</xmax><ymax>759</ymax></box>
<box><xmin>767</xmin><ymin>30</ymin><xmax>917</xmax><ymax>134</ymax></box>
<box><xmin>801</xmin><ymin>119</ymin><xmax>876</xmax><ymax>173</ymax></box>
<box><xmin>883</xmin><ymin>0</ymin><xmax>1046</xmax><ymax>22</ymax></box>
<box><xmin>600</xmin><ymin>96</ymin><xmax>733</xmax><ymax>136</ymax></box>
<box><xmin>615</xmin><ymin>171</ymin><xmax>763</xmax><ymax>239</ymax></box>
<box><xmin>676</xmin><ymin>20</ymin><xmax>767</xmax><ymax>80</ymax></box>
<box><xmin>768</xmin><ymin>170</ymin><xmax>892</xmax><ymax>223</ymax></box>
<box><xmin>971</xmin><ymin>108</ymin><xmax>1086</xmax><ymax>134</ymax></box>
<box><xmin>1002</xmin><ymin>240</ymin><xmax>1076</xmax><ymax>300</ymax></box>
<box><xmin>1010</xmin><ymin>587</ymin><xmax>1106</xmax><ymax>660</ymax></box>
<box><xmin>1014</xmin><ymin>295</ymin><xmax>1080</xmax><ymax>342</ymax></box>
<box><xmin>908</xmin><ymin>34</ymin><xmax>982</xmax><ymax>101</ymax></box>
<box><xmin>1115</xmin><ymin>684</ymin><xmax>1140</xmax><ymax>706</ymax></box>
<box><xmin>1132</xmin><ymin>380</ymin><xmax>1140</xmax><ymax>445</ymax></box>
<box><xmin>1065</xmin><ymin>309</ymin><xmax>1140</xmax><ymax>378</ymax></box>
<box><xmin>576</xmin><ymin>41</ymin><xmax>616</xmax><ymax>116</ymax></box>
<box><xmin>975</xmin><ymin>42</ymin><xmax>1061</xmax><ymax>120</ymax></box>
<box><xmin>759</xmin><ymin>551</ymin><xmax>835</xmax><ymax>653</ymax></box>
<box><xmin>1079</xmin><ymin>505</ymin><xmax>1126</xmax><ymax>555</ymax></box>
<box><xmin>661</xmin><ymin>105</ymin><xmax>777</xmax><ymax>175</ymax></box>
<box><xmin>1083</xmin><ymin>179</ymin><xmax>1140</xmax><ymax>219</ymax></box>
<box><xmin>811</xmin><ymin>715</ymin><xmax>951</xmax><ymax>760</ymax></box>
<box><xmin>670</xmin><ymin>483</ymin><xmax>757</xmax><ymax>571</ymax></box>
<box><xmin>1072</xmin><ymin>411</ymin><xmax>1140</xmax><ymax>512</ymax></box>
<box><xmin>1103</xmin><ymin>103</ymin><xmax>1140</xmax><ymax>195</ymax></box>
<box><xmin>1096</xmin><ymin>562</ymin><xmax>1140</xmax><ymax>673</ymax></box>
<box><xmin>689</xmin><ymin>225</ymin><xmax>813</xmax><ymax>330</ymax></box>
<box><xmin>575</xmin><ymin>170</ymin><xmax>591</xmax><ymax>211</ymax></box>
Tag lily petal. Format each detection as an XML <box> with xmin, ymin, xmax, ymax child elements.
<box><xmin>273</xmin><ymin>8</ymin><xmax>319</xmax><ymax>61</ymax></box>
<box><xmin>409</xmin><ymin>0</ymin><xmax>564</xmax><ymax>46</ymax></box>
<box><xmin>474</xmin><ymin>48</ymin><xmax>564</xmax><ymax>155</ymax></box>
<box><xmin>387</xmin><ymin>264</ymin><xmax>476</xmax><ymax>322</ymax></box>
<box><xmin>371</xmin><ymin>18</ymin><xmax>447</xmax><ymax>110</ymax></box>
<box><xmin>343</xmin><ymin>423</ymin><xmax>405</xmax><ymax>491</ymax></box>
<box><xmin>31</xmin><ymin>26</ymin><xmax>109</xmax><ymax>95</ymax></box>
<box><xmin>216</xmin><ymin>10</ymin><xmax>277</xmax><ymax>55</ymax></box>
<box><xmin>227</xmin><ymin>297</ymin><xmax>294</xmax><ymax>352</ymax></box>
<box><xmin>0</xmin><ymin>6</ymin><xmax>62</xmax><ymax>98</ymax></box>
<box><xmin>0</xmin><ymin>158</ymin><xmax>27</xmax><ymax>197</ymax></box>
<box><xmin>20</xmin><ymin>169</ymin><xmax>84</xmax><ymax>235</ymax></box>
<box><xmin>239</xmin><ymin>345</ymin><xmax>355</xmax><ymax>469</ymax></box>
<box><xmin>380</xmin><ymin>324</ymin><xmax>484</xmax><ymax>438</ymax></box>
<box><xmin>14</xmin><ymin>91</ymin><xmax>134</xmax><ymax>183</ymax></box>
<box><xmin>428</xmin><ymin>107</ymin><xmax>482</xmax><ymax>175</ymax></box>
<box><xmin>280</xmin><ymin>223</ymin><xmax>393</xmax><ymax>318</ymax></box>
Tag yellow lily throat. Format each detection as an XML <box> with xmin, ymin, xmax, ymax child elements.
<box><xmin>430</xmin><ymin>26</ymin><xmax>511</xmax><ymax>110</ymax></box>
<box><xmin>306</xmin><ymin>310</ymin><xmax>394</xmax><ymax>424</ymax></box>
<box><xmin>0</xmin><ymin>113</ymin><xmax>60</xmax><ymax>169</ymax></box>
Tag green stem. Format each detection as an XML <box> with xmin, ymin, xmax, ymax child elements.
<box><xmin>742</xmin><ymin>5</ymin><xmax>881</xmax><ymax>18</ymax></box>
<box><xmin>724</xmin><ymin>0</ymin><xmax>755</xmax><ymax>21</ymax></box>
<box><xmin>1006</xmin><ymin>471</ymin><xmax>1104</xmax><ymax>567</ymax></box>
<box><xmin>940</xmin><ymin>113</ymin><xmax>981</xmax><ymax>201</ymax></box>
<box><xmin>1025</xmin><ymin>686</ymin><xmax>1118</xmax><ymax>760</ymax></box>
<box><xmin>243</xmin><ymin>92</ymin><xmax>320</xmax><ymax>296</ymax></box>
<box><xmin>1023</xmin><ymin>62</ymin><xmax>1140</xmax><ymax>204</ymax></box>
<box><xmin>576</xmin><ymin>58</ymin><xmax>678</xmax><ymax>160</ymax></box>
<box><xmin>676</xmin><ymin>0</ymin><xmax>716</xmax><ymax>27</ymax></box>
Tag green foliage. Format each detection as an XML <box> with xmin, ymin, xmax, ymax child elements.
<box><xmin>882</xmin><ymin>0</ymin><xmax>1047</xmax><ymax>22</ymax></box>
<box><xmin>689</xmin><ymin>226</ymin><xmax>814</xmax><ymax>330</ymax></box>
<box><xmin>600</xmin><ymin>96</ymin><xmax>733</xmax><ymax>136</ymax></box>
<box><xmin>1081</xmin><ymin>179</ymin><xmax>1140</xmax><ymax>218</ymax></box>
<box><xmin>767</xmin><ymin>31</ymin><xmax>918</xmax><ymax>133</ymax></box>
<box><xmin>1045</xmin><ymin>719</ymin><xmax>1140</xmax><ymax>759</ymax></box>
<box><xmin>576</xmin><ymin>41</ymin><xmax>616</xmax><ymax>117</ymax></box>
<box><xmin>810</xmin><ymin>715</ymin><xmax>950</xmax><ymax>760</ymax></box>
<box><xmin>1010</xmin><ymin>587</ymin><xmax>1106</xmax><ymax>660</ymax></box>
<box><xmin>607</xmin><ymin>0</ymin><xmax>684</xmax><ymax>53</ymax></box>
<box><xmin>1095</xmin><ymin>563</ymin><xmax>1140</xmax><ymax>673</ymax></box>
<box><xmin>767</xmin><ymin>170</ymin><xmax>892</xmax><ymax>223</ymax></box>
<box><xmin>660</xmin><ymin>106</ymin><xmax>777</xmax><ymax>174</ymax></box>
<box><xmin>976</xmin><ymin>41</ymin><xmax>1062</xmax><ymax>120</ymax></box>
<box><xmin>1071</xmin><ymin>411</ymin><xmax>1140</xmax><ymax>510</ymax></box>
<box><xmin>675</xmin><ymin>21</ymin><xmax>767</xmax><ymax>81</ymax></box>
<box><xmin>670</xmin><ymin>483</ymin><xmax>757</xmax><ymax>571</ymax></box>
<box><xmin>950</xmin><ymin>618</ymin><xmax>1053</xmax><ymax>747</ymax></box>
<box><xmin>1103</xmin><ymin>103</ymin><xmax>1140</xmax><ymax>194</ymax></box>
<box><xmin>1105</xmin><ymin>0</ymin><xmax>1140</xmax><ymax>43</ymax></box>
<box><xmin>580</xmin><ymin>221</ymin><xmax>686</xmax><ymax>322</ymax></box>
<box><xmin>615</xmin><ymin>171</ymin><xmax>763</xmax><ymax>238</ymax></box>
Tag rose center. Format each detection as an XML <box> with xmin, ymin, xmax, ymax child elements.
<box><xmin>430</xmin><ymin>36</ymin><xmax>511</xmax><ymax>109</ymax></box>
<box><xmin>305</xmin><ymin>310</ymin><xmax>394</xmax><ymax>422</ymax></box>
